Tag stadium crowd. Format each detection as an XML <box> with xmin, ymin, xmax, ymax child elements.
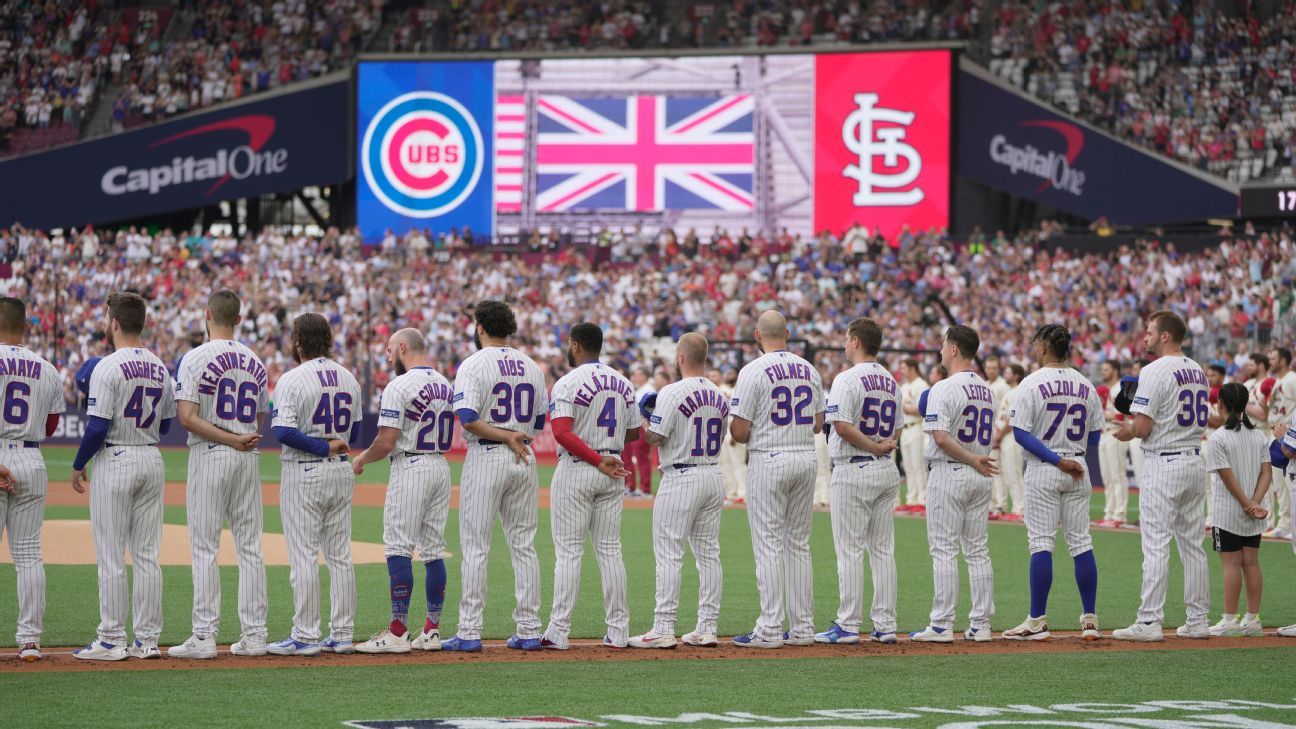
<box><xmin>397</xmin><ymin>0</ymin><xmax>657</xmax><ymax>53</ymax></box>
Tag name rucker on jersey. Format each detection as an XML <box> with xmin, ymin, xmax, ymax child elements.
<box><xmin>378</xmin><ymin>367</ymin><xmax>455</xmax><ymax>454</ymax></box>
<box><xmin>271</xmin><ymin>358</ymin><xmax>362</xmax><ymax>460</ymax></box>
<box><xmin>731</xmin><ymin>351</ymin><xmax>824</xmax><ymax>451</ymax></box>
<box><xmin>453</xmin><ymin>347</ymin><xmax>548</xmax><ymax>442</ymax></box>
<box><xmin>1010</xmin><ymin>368</ymin><xmax>1105</xmax><ymax>456</ymax></box>
<box><xmin>651</xmin><ymin>378</ymin><xmax>731</xmax><ymax>465</ymax></box>
<box><xmin>1130</xmin><ymin>356</ymin><xmax>1209</xmax><ymax>451</ymax></box>
<box><xmin>88</xmin><ymin>348</ymin><xmax>178</xmax><ymax>444</ymax></box>
<box><xmin>0</xmin><ymin>345</ymin><xmax>65</xmax><ymax>441</ymax></box>
<box><xmin>924</xmin><ymin>371</ymin><xmax>997</xmax><ymax>462</ymax></box>
<box><xmin>826</xmin><ymin>362</ymin><xmax>900</xmax><ymax>460</ymax></box>
<box><xmin>551</xmin><ymin>363</ymin><xmax>640</xmax><ymax>454</ymax></box>
<box><xmin>176</xmin><ymin>340</ymin><xmax>269</xmax><ymax>446</ymax></box>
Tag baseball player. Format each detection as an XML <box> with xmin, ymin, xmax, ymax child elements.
<box><xmin>993</xmin><ymin>363</ymin><xmax>1026</xmax><ymax>520</ymax></box>
<box><xmin>1002</xmin><ymin>325</ymin><xmax>1104</xmax><ymax>641</ymax></box>
<box><xmin>629</xmin><ymin>333</ymin><xmax>727</xmax><ymax>649</ymax></box>
<box><xmin>267</xmin><ymin>313</ymin><xmax>362</xmax><ymax>656</ymax></box>
<box><xmin>1264</xmin><ymin>347</ymin><xmax>1295</xmax><ymax>539</ymax></box>
<box><xmin>910</xmin><ymin>324</ymin><xmax>999</xmax><ymax>643</ymax></box>
<box><xmin>729</xmin><ymin>310</ymin><xmax>824</xmax><ymax>648</ymax></box>
<box><xmin>813</xmin><ymin>367</ymin><xmax>835</xmax><ymax>510</ymax></box>
<box><xmin>1096</xmin><ymin>360</ymin><xmax>1131</xmax><ymax>527</ymax></box>
<box><xmin>1127</xmin><ymin>358</ymin><xmax>1150</xmax><ymax>493</ymax></box>
<box><xmin>71</xmin><ymin>292</ymin><xmax>177</xmax><ymax>661</ymax></box>
<box><xmin>898</xmin><ymin>359</ymin><xmax>929</xmax><ymax>513</ymax></box>
<box><xmin>1113</xmin><ymin>311</ymin><xmax>1211</xmax><ymax>641</ymax></box>
<box><xmin>718</xmin><ymin>368</ymin><xmax>747</xmax><ymax>505</ymax></box>
<box><xmin>624</xmin><ymin>368</ymin><xmax>654</xmax><ymax>498</ymax></box>
<box><xmin>166</xmin><ymin>290</ymin><xmax>269</xmax><ymax>660</ymax></box>
<box><xmin>814</xmin><ymin>317</ymin><xmax>900</xmax><ymax>645</ymax></box>
<box><xmin>1273</xmin><ymin>411</ymin><xmax>1296</xmax><ymax>636</ymax></box>
<box><xmin>443</xmin><ymin>300</ymin><xmax>548</xmax><ymax>652</ymax></box>
<box><xmin>985</xmin><ymin>358</ymin><xmax>1012</xmax><ymax>518</ymax></box>
<box><xmin>542</xmin><ymin>323</ymin><xmax>639</xmax><ymax>650</ymax></box>
<box><xmin>351</xmin><ymin>329</ymin><xmax>455</xmax><ymax>654</ymax></box>
<box><xmin>0</xmin><ymin>297</ymin><xmax>65</xmax><ymax>662</ymax></box>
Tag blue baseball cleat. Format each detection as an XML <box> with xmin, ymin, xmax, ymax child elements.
<box><xmin>869</xmin><ymin>630</ymin><xmax>898</xmax><ymax>644</ymax></box>
<box><xmin>320</xmin><ymin>637</ymin><xmax>354</xmax><ymax>654</ymax></box>
<box><xmin>506</xmin><ymin>635</ymin><xmax>543</xmax><ymax>651</ymax></box>
<box><xmin>814</xmin><ymin>623</ymin><xmax>861</xmax><ymax>644</ymax></box>
<box><xmin>266</xmin><ymin>638</ymin><xmax>321</xmax><ymax>656</ymax></box>
<box><xmin>732</xmin><ymin>632</ymin><xmax>783</xmax><ymax>648</ymax></box>
<box><xmin>441</xmin><ymin>635</ymin><xmax>483</xmax><ymax>652</ymax></box>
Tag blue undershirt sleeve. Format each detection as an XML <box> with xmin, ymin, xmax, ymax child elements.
<box><xmin>455</xmin><ymin>408</ymin><xmax>480</xmax><ymax>425</ymax></box>
<box><xmin>1013</xmin><ymin>426</ymin><xmax>1061</xmax><ymax>466</ymax></box>
<box><xmin>72</xmin><ymin>416</ymin><xmax>112</xmax><ymax>471</ymax></box>
<box><xmin>272</xmin><ymin>426</ymin><xmax>330</xmax><ymax>458</ymax></box>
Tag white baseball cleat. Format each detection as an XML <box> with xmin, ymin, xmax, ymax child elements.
<box><xmin>355</xmin><ymin>629</ymin><xmax>412</xmax><ymax>654</ymax></box>
<box><xmin>732</xmin><ymin>632</ymin><xmax>783</xmax><ymax>648</ymax></box>
<box><xmin>1277</xmin><ymin>624</ymin><xmax>1296</xmax><ymax>637</ymax></box>
<box><xmin>681</xmin><ymin>631</ymin><xmax>719</xmax><ymax>647</ymax></box>
<box><xmin>1209</xmin><ymin>616</ymin><xmax>1241</xmax><ymax>637</ymax></box>
<box><xmin>628</xmin><ymin>632</ymin><xmax>678</xmax><ymax>649</ymax></box>
<box><xmin>129</xmin><ymin>639</ymin><xmax>161</xmax><ymax>659</ymax></box>
<box><xmin>1080</xmin><ymin>613</ymin><xmax>1100</xmax><ymax>641</ymax></box>
<box><xmin>782</xmin><ymin>631</ymin><xmax>815</xmax><ymax>646</ymax></box>
<box><xmin>963</xmin><ymin>627</ymin><xmax>993</xmax><ymax>642</ymax></box>
<box><xmin>230</xmin><ymin>637</ymin><xmax>268</xmax><ymax>656</ymax></box>
<box><xmin>18</xmin><ymin>643</ymin><xmax>41</xmax><ymax>662</ymax></box>
<box><xmin>1002</xmin><ymin>616</ymin><xmax>1050</xmax><ymax>641</ymax></box>
<box><xmin>908</xmin><ymin>625</ymin><xmax>954</xmax><ymax>643</ymax></box>
<box><xmin>73</xmin><ymin>639</ymin><xmax>129</xmax><ymax>661</ymax></box>
<box><xmin>1175</xmin><ymin>623</ymin><xmax>1210</xmax><ymax>639</ymax></box>
<box><xmin>411</xmin><ymin>628</ymin><xmax>442</xmax><ymax>651</ymax></box>
<box><xmin>1112</xmin><ymin>621</ymin><xmax>1164</xmax><ymax>641</ymax></box>
<box><xmin>1236</xmin><ymin>616</ymin><xmax>1264</xmax><ymax>637</ymax></box>
<box><xmin>168</xmin><ymin>634</ymin><xmax>217</xmax><ymax>659</ymax></box>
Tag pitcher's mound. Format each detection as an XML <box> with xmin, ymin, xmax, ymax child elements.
<box><xmin>0</xmin><ymin>521</ymin><xmax>391</xmax><ymax>566</ymax></box>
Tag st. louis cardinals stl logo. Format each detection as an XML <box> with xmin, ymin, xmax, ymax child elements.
<box><xmin>841</xmin><ymin>93</ymin><xmax>924</xmax><ymax>206</ymax></box>
<box><xmin>362</xmin><ymin>91</ymin><xmax>485</xmax><ymax>218</ymax></box>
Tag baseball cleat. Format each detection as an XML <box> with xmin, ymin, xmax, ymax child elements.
<box><xmin>869</xmin><ymin>631</ymin><xmax>898</xmax><ymax>644</ymax></box>
<box><xmin>814</xmin><ymin>623</ymin><xmax>861</xmax><ymax>644</ymax></box>
<box><xmin>1080</xmin><ymin>613</ymin><xmax>1100</xmax><ymax>641</ymax></box>
<box><xmin>267</xmin><ymin>638</ymin><xmax>322</xmax><ymax>656</ymax></box>
<box><xmin>782</xmin><ymin>631</ymin><xmax>814</xmax><ymax>646</ymax></box>
<box><xmin>1003</xmin><ymin>616</ymin><xmax>1050</xmax><ymax>641</ymax></box>
<box><xmin>230</xmin><ymin>637</ymin><xmax>268</xmax><ymax>656</ymax></box>
<box><xmin>440</xmin><ymin>636</ymin><xmax>482</xmax><ymax>652</ymax></box>
<box><xmin>1175</xmin><ymin>623</ymin><xmax>1210</xmax><ymax>639</ymax></box>
<box><xmin>355</xmin><ymin>629</ymin><xmax>412</xmax><ymax>654</ymax></box>
<box><xmin>732</xmin><ymin>632</ymin><xmax>783</xmax><ymax>648</ymax></box>
<box><xmin>73</xmin><ymin>639</ymin><xmax>129</xmax><ymax>661</ymax></box>
<box><xmin>1236</xmin><ymin>616</ymin><xmax>1264</xmax><ymax>637</ymax></box>
<box><xmin>908</xmin><ymin>625</ymin><xmax>953</xmax><ymax>643</ymax></box>
<box><xmin>1209</xmin><ymin>616</ymin><xmax>1241</xmax><ymax>637</ymax></box>
<box><xmin>168</xmin><ymin>634</ymin><xmax>218</xmax><ymax>659</ymax></box>
<box><xmin>411</xmin><ymin>628</ymin><xmax>442</xmax><ymax>651</ymax></box>
<box><xmin>627</xmin><ymin>632</ymin><xmax>677</xmax><ymax>649</ymax></box>
<box><xmin>1112</xmin><ymin>622</ymin><xmax>1164</xmax><ymax>642</ymax></box>
<box><xmin>129</xmin><ymin>639</ymin><xmax>161</xmax><ymax>659</ymax></box>
<box><xmin>540</xmin><ymin>637</ymin><xmax>568</xmax><ymax>650</ymax></box>
<box><xmin>505</xmin><ymin>635</ymin><xmax>543</xmax><ymax>651</ymax></box>
<box><xmin>18</xmin><ymin>643</ymin><xmax>41</xmax><ymax>662</ymax></box>
<box><xmin>963</xmin><ymin>627</ymin><xmax>993</xmax><ymax>642</ymax></box>
<box><xmin>320</xmin><ymin>637</ymin><xmax>355</xmax><ymax>654</ymax></box>
<box><xmin>1277</xmin><ymin>624</ymin><xmax>1296</xmax><ymax>637</ymax></box>
<box><xmin>681</xmin><ymin>631</ymin><xmax>719</xmax><ymax>647</ymax></box>
<box><xmin>602</xmin><ymin>636</ymin><xmax>628</xmax><ymax>649</ymax></box>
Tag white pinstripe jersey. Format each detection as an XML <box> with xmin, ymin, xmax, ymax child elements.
<box><xmin>175</xmin><ymin>340</ymin><xmax>270</xmax><ymax>447</ymax></box>
<box><xmin>271</xmin><ymin>357</ymin><xmax>362</xmax><ymax>461</ymax></box>
<box><xmin>86</xmin><ymin>346</ymin><xmax>178</xmax><ymax>445</ymax></box>
<box><xmin>452</xmin><ymin>346</ymin><xmax>548</xmax><ymax>443</ymax></box>
<box><xmin>923</xmin><ymin>370</ymin><xmax>997</xmax><ymax>462</ymax></box>
<box><xmin>825</xmin><ymin>361</ymin><xmax>900</xmax><ymax>460</ymax></box>
<box><xmin>731</xmin><ymin>350</ymin><xmax>824</xmax><ymax>452</ymax></box>
<box><xmin>550</xmin><ymin>362</ymin><xmax>641</xmax><ymax>455</ymax></box>
<box><xmin>0</xmin><ymin>345</ymin><xmax>65</xmax><ymax>441</ymax></box>
<box><xmin>377</xmin><ymin>366</ymin><xmax>455</xmax><ymax>454</ymax></box>
<box><xmin>1205</xmin><ymin>425</ymin><xmax>1270</xmax><ymax>536</ymax></box>
<box><xmin>649</xmin><ymin>377</ymin><xmax>730</xmax><ymax>465</ymax></box>
<box><xmin>1128</xmin><ymin>355</ymin><xmax>1209</xmax><ymax>452</ymax></box>
<box><xmin>1010</xmin><ymin>366</ymin><xmax>1105</xmax><ymax>459</ymax></box>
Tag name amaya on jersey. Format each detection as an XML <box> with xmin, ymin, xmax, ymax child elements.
<box><xmin>1129</xmin><ymin>355</ymin><xmax>1210</xmax><ymax>452</ymax></box>
<box><xmin>87</xmin><ymin>347</ymin><xmax>178</xmax><ymax>446</ymax></box>
<box><xmin>0</xmin><ymin>345</ymin><xmax>64</xmax><ymax>442</ymax></box>
<box><xmin>378</xmin><ymin>367</ymin><xmax>455</xmax><ymax>454</ymax></box>
<box><xmin>551</xmin><ymin>363</ymin><xmax>640</xmax><ymax>455</ymax></box>
<box><xmin>1010</xmin><ymin>367</ymin><xmax>1105</xmax><ymax>459</ymax></box>
<box><xmin>649</xmin><ymin>377</ymin><xmax>730</xmax><ymax>466</ymax></box>
<box><xmin>176</xmin><ymin>340</ymin><xmax>270</xmax><ymax>447</ymax></box>
<box><xmin>271</xmin><ymin>358</ymin><xmax>362</xmax><ymax>461</ymax></box>
<box><xmin>826</xmin><ymin>361</ymin><xmax>900</xmax><ymax>461</ymax></box>
<box><xmin>452</xmin><ymin>347</ymin><xmax>548</xmax><ymax>443</ymax></box>
<box><xmin>731</xmin><ymin>350</ymin><xmax>825</xmax><ymax>452</ymax></box>
<box><xmin>923</xmin><ymin>370</ymin><xmax>997</xmax><ymax>462</ymax></box>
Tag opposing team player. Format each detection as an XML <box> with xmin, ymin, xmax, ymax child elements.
<box><xmin>1113</xmin><ymin>311</ymin><xmax>1211</xmax><ymax>640</ymax></box>
<box><xmin>0</xmin><ymin>297</ymin><xmax>65</xmax><ymax>662</ymax></box>
<box><xmin>910</xmin><ymin>324</ymin><xmax>999</xmax><ymax>643</ymax></box>
<box><xmin>1002</xmin><ymin>324</ymin><xmax>1104</xmax><ymax>641</ymax></box>
<box><xmin>628</xmin><ymin>333</ymin><xmax>727</xmax><ymax>649</ymax></box>
<box><xmin>71</xmin><ymin>292</ymin><xmax>177</xmax><ymax>660</ymax></box>
<box><xmin>168</xmin><ymin>290</ymin><xmax>269</xmax><ymax>659</ymax></box>
<box><xmin>267</xmin><ymin>313</ymin><xmax>361</xmax><ymax>656</ymax></box>
<box><xmin>814</xmin><ymin>317</ymin><xmax>900</xmax><ymax>645</ymax></box>
<box><xmin>541</xmin><ymin>323</ymin><xmax>638</xmax><ymax>650</ymax></box>
<box><xmin>729</xmin><ymin>310</ymin><xmax>824</xmax><ymax>648</ymax></box>
<box><xmin>444</xmin><ymin>300</ymin><xmax>548</xmax><ymax>652</ymax></box>
<box><xmin>1096</xmin><ymin>360</ymin><xmax>1131</xmax><ymax>527</ymax></box>
<box><xmin>351</xmin><ymin>329</ymin><xmax>455</xmax><ymax>654</ymax></box>
<box><xmin>898</xmin><ymin>358</ymin><xmax>929</xmax><ymax>512</ymax></box>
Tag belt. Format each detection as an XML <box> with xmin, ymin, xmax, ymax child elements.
<box><xmin>564</xmin><ymin>448</ymin><xmax>622</xmax><ymax>461</ymax></box>
<box><xmin>1158</xmin><ymin>448</ymin><xmax>1200</xmax><ymax>457</ymax></box>
<box><xmin>105</xmin><ymin>443</ymin><xmax>154</xmax><ymax>448</ymax></box>
<box><xmin>848</xmin><ymin>454</ymin><xmax>890</xmax><ymax>464</ymax></box>
<box><xmin>475</xmin><ymin>437</ymin><xmax>531</xmax><ymax>447</ymax></box>
<box><xmin>672</xmin><ymin>463</ymin><xmax>718</xmax><ymax>470</ymax></box>
<box><xmin>390</xmin><ymin>451</ymin><xmax>444</xmax><ymax>461</ymax></box>
<box><xmin>0</xmin><ymin>440</ymin><xmax>38</xmax><ymax>449</ymax></box>
<box><xmin>300</xmin><ymin>455</ymin><xmax>349</xmax><ymax>464</ymax></box>
<box><xmin>1056</xmin><ymin>451</ymin><xmax>1085</xmax><ymax>458</ymax></box>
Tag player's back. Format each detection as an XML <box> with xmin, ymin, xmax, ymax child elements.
<box><xmin>382</xmin><ymin>366</ymin><xmax>455</xmax><ymax>454</ymax></box>
<box><xmin>454</xmin><ymin>346</ymin><xmax>548</xmax><ymax>443</ymax></box>
<box><xmin>176</xmin><ymin>339</ymin><xmax>269</xmax><ymax>446</ymax></box>
<box><xmin>551</xmin><ymin>362</ymin><xmax>639</xmax><ymax>453</ymax></box>
<box><xmin>89</xmin><ymin>346</ymin><xmax>176</xmax><ymax>445</ymax></box>
<box><xmin>1012</xmin><ymin>367</ymin><xmax>1104</xmax><ymax>456</ymax></box>
<box><xmin>732</xmin><ymin>350</ymin><xmax>823</xmax><ymax>452</ymax></box>
<box><xmin>273</xmin><ymin>357</ymin><xmax>362</xmax><ymax>460</ymax></box>
<box><xmin>1133</xmin><ymin>355</ymin><xmax>1209</xmax><ymax>452</ymax></box>
<box><xmin>924</xmin><ymin>370</ymin><xmax>997</xmax><ymax>462</ymax></box>
<box><xmin>827</xmin><ymin>361</ymin><xmax>900</xmax><ymax>460</ymax></box>
<box><xmin>653</xmin><ymin>377</ymin><xmax>730</xmax><ymax>466</ymax></box>
<box><xmin>0</xmin><ymin>345</ymin><xmax>64</xmax><ymax>443</ymax></box>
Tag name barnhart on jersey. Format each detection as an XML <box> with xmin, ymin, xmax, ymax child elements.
<box><xmin>1173</xmin><ymin>368</ymin><xmax>1208</xmax><ymax>387</ymax></box>
<box><xmin>119</xmin><ymin>360</ymin><xmax>167</xmax><ymax>384</ymax></box>
<box><xmin>195</xmin><ymin>351</ymin><xmax>269</xmax><ymax>395</ymax></box>
<box><xmin>0</xmin><ymin>357</ymin><xmax>43</xmax><ymax>379</ymax></box>
<box><xmin>404</xmin><ymin>382</ymin><xmax>454</xmax><ymax>421</ymax></box>
<box><xmin>1036</xmin><ymin>379</ymin><xmax>1090</xmax><ymax>400</ymax></box>
<box><xmin>678</xmin><ymin>388</ymin><xmax>730</xmax><ymax>418</ymax></box>
<box><xmin>763</xmin><ymin>362</ymin><xmax>813</xmax><ymax>383</ymax></box>
<box><xmin>573</xmin><ymin>374</ymin><xmax>634</xmax><ymax>408</ymax></box>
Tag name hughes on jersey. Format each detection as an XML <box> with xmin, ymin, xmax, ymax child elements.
<box><xmin>120</xmin><ymin>360</ymin><xmax>167</xmax><ymax>384</ymax></box>
<box><xmin>572</xmin><ymin>374</ymin><xmax>635</xmax><ymax>408</ymax></box>
<box><xmin>762</xmin><ymin>361</ymin><xmax>813</xmax><ymax>384</ymax></box>
<box><xmin>679</xmin><ymin>388</ymin><xmax>731</xmax><ymax>418</ymax></box>
<box><xmin>1036</xmin><ymin>379</ymin><xmax>1091</xmax><ymax>400</ymax></box>
<box><xmin>0</xmin><ymin>357</ymin><xmax>43</xmax><ymax>379</ymax></box>
<box><xmin>403</xmin><ymin>381</ymin><xmax>454</xmax><ymax>421</ymax></box>
<box><xmin>195</xmin><ymin>351</ymin><xmax>269</xmax><ymax>396</ymax></box>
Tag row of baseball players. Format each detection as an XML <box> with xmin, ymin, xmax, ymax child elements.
<box><xmin>2</xmin><ymin>291</ymin><xmax>1295</xmax><ymax>662</ymax></box>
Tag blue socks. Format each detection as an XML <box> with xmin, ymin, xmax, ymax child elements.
<box><xmin>387</xmin><ymin>556</ymin><xmax>413</xmax><ymax>629</ymax></box>
<box><xmin>426</xmin><ymin>559</ymin><xmax>447</xmax><ymax>628</ymax></box>
<box><xmin>1029</xmin><ymin>551</ymin><xmax>1053</xmax><ymax>618</ymax></box>
<box><xmin>1074</xmin><ymin>549</ymin><xmax>1098</xmax><ymax>614</ymax></box>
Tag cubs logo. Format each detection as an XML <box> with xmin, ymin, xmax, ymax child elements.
<box><xmin>361</xmin><ymin>91</ymin><xmax>485</xmax><ymax>218</ymax></box>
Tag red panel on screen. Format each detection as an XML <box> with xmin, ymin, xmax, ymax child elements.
<box><xmin>814</xmin><ymin>51</ymin><xmax>951</xmax><ymax>240</ymax></box>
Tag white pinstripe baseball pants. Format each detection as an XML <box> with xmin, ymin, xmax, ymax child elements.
<box><xmin>545</xmin><ymin>458</ymin><xmax>629</xmax><ymax>646</ymax></box>
<box><xmin>187</xmin><ymin>445</ymin><xmax>267</xmax><ymax>641</ymax></box>
<box><xmin>1022</xmin><ymin>460</ymin><xmax>1094</xmax><ymax>557</ymax></box>
<box><xmin>1</xmin><ymin>445</ymin><xmax>47</xmax><ymax>644</ymax></box>
<box><xmin>456</xmin><ymin>444</ymin><xmax>541</xmax><ymax>641</ymax></box>
<box><xmin>745</xmin><ymin>450</ymin><xmax>817</xmax><ymax>642</ymax></box>
<box><xmin>650</xmin><ymin>465</ymin><xmax>724</xmax><ymax>637</ymax></box>
<box><xmin>925</xmin><ymin>461</ymin><xmax>994</xmax><ymax>631</ymax></box>
<box><xmin>384</xmin><ymin>453</ymin><xmax>451</xmax><ymax>560</ymax></box>
<box><xmin>280</xmin><ymin>458</ymin><xmax>356</xmax><ymax>644</ymax></box>
<box><xmin>1135</xmin><ymin>451</ymin><xmax>1209</xmax><ymax>625</ymax></box>
<box><xmin>90</xmin><ymin>445</ymin><xmax>166</xmax><ymax>644</ymax></box>
<box><xmin>829</xmin><ymin>456</ymin><xmax>898</xmax><ymax>634</ymax></box>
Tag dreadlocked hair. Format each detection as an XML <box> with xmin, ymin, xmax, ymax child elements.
<box><xmin>1031</xmin><ymin>323</ymin><xmax>1071</xmax><ymax>360</ymax></box>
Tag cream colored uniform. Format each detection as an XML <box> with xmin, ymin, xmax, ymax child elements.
<box><xmin>1098</xmin><ymin>381</ymin><xmax>1131</xmax><ymax>522</ymax></box>
<box><xmin>988</xmin><ymin>376</ymin><xmax>1011</xmax><ymax>512</ymax></box>
<box><xmin>899</xmin><ymin>376</ymin><xmax>929</xmax><ymax>506</ymax></box>
<box><xmin>813</xmin><ymin>379</ymin><xmax>833</xmax><ymax>508</ymax></box>
<box><xmin>1281</xmin><ymin>415</ymin><xmax>1296</xmax><ymax>555</ymax></box>
<box><xmin>717</xmin><ymin>383</ymin><xmax>747</xmax><ymax>501</ymax></box>
<box><xmin>1267</xmin><ymin>371</ymin><xmax>1296</xmax><ymax>534</ymax></box>
<box><xmin>997</xmin><ymin>384</ymin><xmax>1025</xmax><ymax>516</ymax></box>
<box><xmin>0</xmin><ymin>346</ymin><xmax>64</xmax><ymax>646</ymax></box>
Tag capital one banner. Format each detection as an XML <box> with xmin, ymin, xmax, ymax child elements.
<box><xmin>814</xmin><ymin>51</ymin><xmax>952</xmax><ymax>237</ymax></box>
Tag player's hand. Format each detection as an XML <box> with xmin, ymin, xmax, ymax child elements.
<box><xmin>1112</xmin><ymin>423</ymin><xmax>1134</xmax><ymax>442</ymax></box>
<box><xmin>233</xmin><ymin>433</ymin><xmax>261</xmax><ymax>451</ymax></box>
<box><xmin>971</xmin><ymin>454</ymin><xmax>999</xmax><ymax>478</ymax></box>
<box><xmin>328</xmin><ymin>439</ymin><xmax>349</xmax><ymax>456</ymax></box>
<box><xmin>504</xmin><ymin>431</ymin><xmax>532</xmax><ymax>463</ymax></box>
<box><xmin>0</xmin><ymin>465</ymin><xmax>14</xmax><ymax>495</ymax></box>
<box><xmin>1272</xmin><ymin>423</ymin><xmax>1288</xmax><ymax>441</ymax></box>
<box><xmin>874</xmin><ymin>438</ymin><xmax>898</xmax><ymax>456</ymax></box>
<box><xmin>1057</xmin><ymin>458</ymin><xmax>1085</xmax><ymax>480</ymax></box>
<box><xmin>71</xmin><ymin>468</ymin><xmax>87</xmax><ymax>494</ymax></box>
<box><xmin>352</xmin><ymin>459</ymin><xmax>366</xmax><ymax>476</ymax></box>
<box><xmin>597</xmin><ymin>455</ymin><xmax>629</xmax><ymax>479</ymax></box>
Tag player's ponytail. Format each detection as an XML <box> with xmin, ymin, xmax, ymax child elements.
<box><xmin>1219</xmin><ymin>382</ymin><xmax>1252</xmax><ymax>431</ymax></box>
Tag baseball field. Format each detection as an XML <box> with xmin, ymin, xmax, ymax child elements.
<box><xmin>3</xmin><ymin>446</ymin><xmax>1295</xmax><ymax>729</ymax></box>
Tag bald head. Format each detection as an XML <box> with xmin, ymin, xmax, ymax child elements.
<box><xmin>391</xmin><ymin>328</ymin><xmax>427</xmax><ymax>353</ymax></box>
<box><xmin>756</xmin><ymin>310</ymin><xmax>788</xmax><ymax>350</ymax></box>
<box><xmin>678</xmin><ymin>332</ymin><xmax>709</xmax><ymax>368</ymax></box>
<box><xmin>388</xmin><ymin>328</ymin><xmax>430</xmax><ymax>375</ymax></box>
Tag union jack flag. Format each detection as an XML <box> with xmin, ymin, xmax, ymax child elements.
<box><xmin>513</xmin><ymin>94</ymin><xmax>755</xmax><ymax>213</ymax></box>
